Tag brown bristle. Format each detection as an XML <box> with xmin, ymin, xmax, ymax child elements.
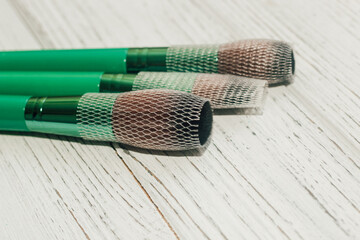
<box><xmin>218</xmin><ymin>39</ymin><xmax>294</xmax><ymax>86</ymax></box>
<box><xmin>111</xmin><ymin>89</ymin><xmax>212</xmax><ymax>151</ymax></box>
<box><xmin>191</xmin><ymin>74</ymin><xmax>268</xmax><ymax>109</ymax></box>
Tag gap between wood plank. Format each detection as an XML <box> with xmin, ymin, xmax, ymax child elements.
<box><xmin>112</xmin><ymin>144</ymin><xmax>180</xmax><ymax>240</ymax></box>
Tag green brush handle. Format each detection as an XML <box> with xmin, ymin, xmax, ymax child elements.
<box><xmin>0</xmin><ymin>72</ymin><xmax>102</xmax><ymax>96</ymax></box>
<box><xmin>0</xmin><ymin>48</ymin><xmax>167</xmax><ymax>73</ymax></box>
<box><xmin>0</xmin><ymin>95</ymin><xmax>30</xmax><ymax>131</ymax></box>
<box><xmin>0</xmin><ymin>95</ymin><xmax>80</xmax><ymax>137</ymax></box>
<box><xmin>25</xmin><ymin>96</ymin><xmax>81</xmax><ymax>137</ymax></box>
<box><xmin>0</xmin><ymin>72</ymin><xmax>136</xmax><ymax>96</ymax></box>
<box><xmin>0</xmin><ymin>49</ymin><xmax>128</xmax><ymax>72</ymax></box>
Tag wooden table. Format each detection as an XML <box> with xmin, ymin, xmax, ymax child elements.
<box><xmin>0</xmin><ymin>0</ymin><xmax>359</xmax><ymax>239</ymax></box>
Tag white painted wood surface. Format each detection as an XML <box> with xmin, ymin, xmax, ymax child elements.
<box><xmin>0</xmin><ymin>0</ymin><xmax>359</xmax><ymax>239</ymax></box>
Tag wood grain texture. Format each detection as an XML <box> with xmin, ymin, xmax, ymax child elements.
<box><xmin>0</xmin><ymin>0</ymin><xmax>359</xmax><ymax>239</ymax></box>
<box><xmin>0</xmin><ymin>3</ymin><xmax>176</xmax><ymax>239</ymax></box>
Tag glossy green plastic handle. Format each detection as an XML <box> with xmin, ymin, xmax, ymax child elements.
<box><xmin>0</xmin><ymin>95</ymin><xmax>81</xmax><ymax>136</ymax></box>
<box><xmin>0</xmin><ymin>71</ymin><xmax>103</xmax><ymax>96</ymax></box>
<box><xmin>0</xmin><ymin>71</ymin><xmax>137</xmax><ymax>96</ymax></box>
<box><xmin>0</xmin><ymin>95</ymin><xmax>30</xmax><ymax>131</ymax></box>
<box><xmin>0</xmin><ymin>48</ymin><xmax>128</xmax><ymax>73</ymax></box>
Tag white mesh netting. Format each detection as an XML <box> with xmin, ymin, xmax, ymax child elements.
<box><xmin>76</xmin><ymin>90</ymin><xmax>212</xmax><ymax>150</ymax></box>
<box><xmin>192</xmin><ymin>74</ymin><xmax>268</xmax><ymax>109</ymax></box>
<box><xmin>132</xmin><ymin>72</ymin><xmax>197</xmax><ymax>93</ymax></box>
<box><xmin>111</xmin><ymin>89</ymin><xmax>212</xmax><ymax>151</ymax></box>
<box><xmin>77</xmin><ymin>93</ymin><xmax>118</xmax><ymax>141</ymax></box>
<box><xmin>166</xmin><ymin>44</ymin><xmax>219</xmax><ymax>73</ymax></box>
<box><xmin>132</xmin><ymin>72</ymin><xmax>267</xmax><ymax>110</ymax></box>
<box><xmin>218</xmin><ymin>39</ymin><xmax>294</xmax><ymax>85</ymax></box>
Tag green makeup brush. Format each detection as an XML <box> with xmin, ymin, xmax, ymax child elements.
<box><xmin>0</xmin><ymin>39</ymin><xmax>294</xmax><ymax>86</ymax></box>
<box><xmin>0</xmin><ymin>71</ymin><xmax>267</xmax><ymax>110</ymax></box>
<box><xmin>0</xmin><ymin>89</ymin><xmax>213</xmax><ymax>151</ymax></box>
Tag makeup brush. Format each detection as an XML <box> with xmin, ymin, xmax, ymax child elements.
<box><xmin>0</xmin><ymin>90</ymin><xmax>213</xmax><ymax>151</ymax></box>
<box><xmin>0</xmin><ymin>39</ymin><xmax>294</xmax><ymax>86</ymax></box>
<box><xmin>0</xmin><ymin>71</ymin><xmax>267</xmax><ymax>110</ymax></box>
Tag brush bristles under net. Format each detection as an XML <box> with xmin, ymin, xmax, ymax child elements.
<box><xmin>166</xmin><ymin>39</ymin><xmax>295</xmax><ymax>86</ymax></box>
<box><xmin>77</xmin><ymin>90</ymin><xmax>213</xmax><ymax>151</ymax></box>
<box><xmin>132</xmin><ymin>72</ymin><xmax>268</xmax><ymax>110</ymax></box>
<box><xmin>192</xmin><ymin>74</ymin><xmax>267</xmax><ymax>109</ymax></box>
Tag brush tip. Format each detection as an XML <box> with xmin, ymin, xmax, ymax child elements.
<box><xmin>192</xmin><ymin>73</ymin><xmax>268</xmax><ymax>110</ymax></box>
<box><xmin>198</xmin><ymin>101</ymin><xmax>213</xmax><ymax>145</ymax></box>
<box><xmin>291</xmin><ymin>50</ymin><xmax>296</xmax><ymax>75</ymax></box>
<box><xmin>218</xmin><ymin>39</ymin><xmax>295</xmax><ymax>86</ymax></box>
<box><xmin>134</xmin><ymin>72</ymin><xmax>268</xmax><ymax>111</ymax></box>
<box><xmin>166</xmin><ymin>39</ymin><xmax>295</xmax><ymax>86</ymax></box>
<box><xmin>111</xmin><ymin>89</ymin><xmax>213</xmax><ymax>151</ymax></box>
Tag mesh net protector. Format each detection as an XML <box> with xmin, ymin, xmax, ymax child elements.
<box><xmin>166</xmin><ymin>44</ymin><xmax>219</xmax><ymax>73</ymax></box>
<box><xmin>133</xmin><ymin>72</ymin><xmax>267</xmax><ymax>109</ymax></box>
<box><xmin>166</xmin><ymin>39</ymin><xmax>294</xmax><ymax>85</ymax></box>
<box><xmin>218</xmin><ymin>39</ymin><xmax>294</xmax><ymax>85</ymax></box>
<box><xmin>76</xmin><ymin>90</ymin><xmax>212</xmax><ymax>151</ymax></box>
<box><xmin>132</xmin><ymin>72</ymin><xmax>197</xmax><ymax>93</ymax></box>
<box><xmin>112</xmin><ymin>89</ymin><xmax>212</xmax><ymax>150</ymax></box>
<box><xmin>192</xmin><ymin>74</ymin><xmax>268</xmax><ymax>109</ymax></box>
<box><xmin>77</xmin><ymin>93</ymin><xmax>118</xmax><ymax>141</ymax></box>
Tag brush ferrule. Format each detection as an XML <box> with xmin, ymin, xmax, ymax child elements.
<box><xmin>126</xmin><ymin>48</ymin><xmax>167</xmax><ymax>72</ymax></box>
<box><xmin>24</xmin><ymin>96</ymin><xmax>81</xmax><ymax>137</ymax></box>
<box><xmin>25</xmin><ymin>97</ymin><xmax>80</xmax><ymax>123</ymax></box>
<box><xmin>100</xmin><ymin>74</ymin><xmax>136</xmax><ymax>92</ymax></box>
